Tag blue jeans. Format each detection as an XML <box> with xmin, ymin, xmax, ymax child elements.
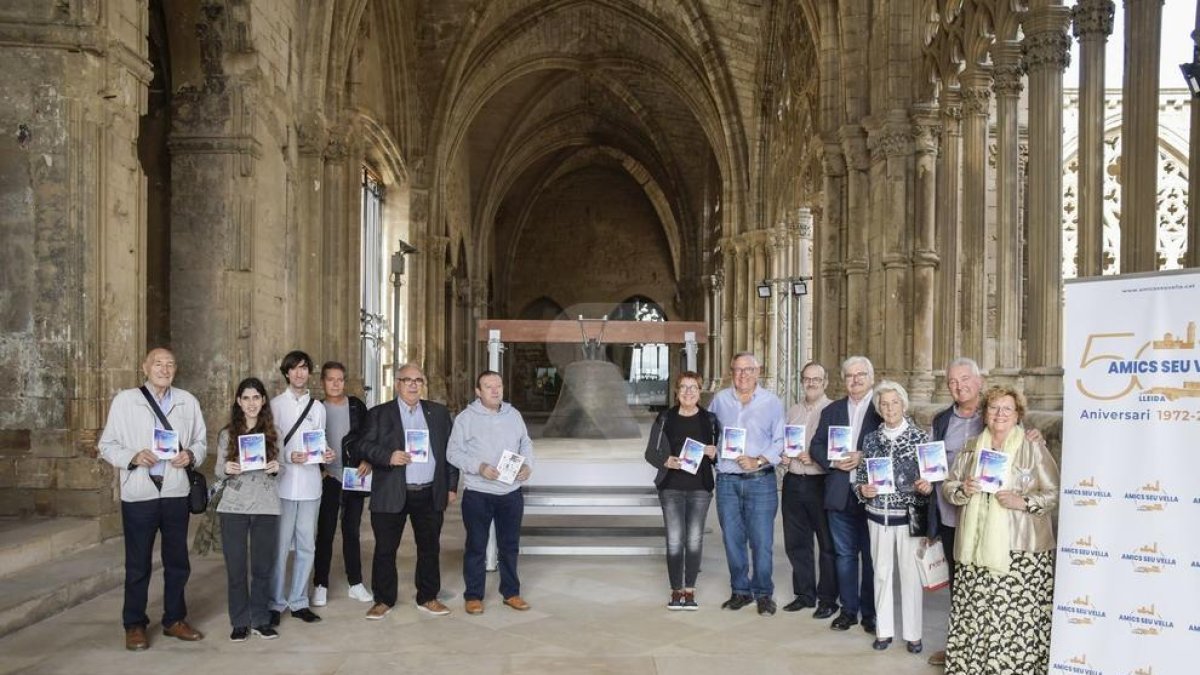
<box><xmin>828</xmin><ymin>503</ymin><xmax>875</xmax><ymax>620</ymax></box>
<box><xmin>271</xmin><ymin>498</ymin><xmax>319</xmax><ymax>611</ymax></box>
<box><xmin>659</xmin><ymin>489</ymin><xmax>713</xmax><ymax>589</ymax></box>
<box><xmin>715</xmin><ymin>471</ymin><xmax>777</xmax><ymax>598</ymax></box>
<box><xmin>461</xmin><ymin>489</ymin><xmax>523</xmax><ymax>600</ymax></box>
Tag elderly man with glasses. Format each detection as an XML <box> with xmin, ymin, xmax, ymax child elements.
<box><xmin>809</xmin><ymin>355</ymin><xmax>883</xmax><ymax>634</ymax></box>
<box><xmin>356</xmin><ymin>363</ymin><xmax>458</xmax><ymax>620</ymax></box>
<box><xmin>708</xmin><ymin>352</ymin><xmax>785</xmax><ymax>616</ymax></box>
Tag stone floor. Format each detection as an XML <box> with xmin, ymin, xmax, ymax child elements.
<box><xmin>0</xmin><ymin>500</ymin><xmax>949</xmax><ymax>675</ymax></box>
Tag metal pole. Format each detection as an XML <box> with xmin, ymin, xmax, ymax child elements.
<box><xmin>683</xmin><ymin>331</ymin><xmax>697</xmax><ymax>371</ymax></box>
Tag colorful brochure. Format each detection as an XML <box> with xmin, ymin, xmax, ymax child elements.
<box><xmin>342</xmin><ymin>466</ymin><xmax>372</xmax><ymax>492</ymax></box>
<box><xmin>302</xmin><ymin>429</ymin><xmax>326</xmax><ymax>464</ymax></box>
<box><xmin>784</xmin><ymin>424</ymin><xmax>806</xmax><ymax>458</ymax></box>
<box><xmin>916</xmin><ymin>441</ymin><xmax>948</xmax><ymax>482</ymax></box>
<box><xmin>721</xmin><ymin>427</ymin><xmax>747</xmax><ymax>460</ymax></box>
<box><xmin>678</xmin><ymin>438</ymin><xmax>706</xmax><ymax>475</ymax></box>
<box><xmin>152</xmin><ymin>428</ymin><xmax>179</xmax><ymax>461</ymax></box>
<box><xmin>405</xmin><ymin>429</ymin><xmax>430</xmax><ymax>463</ymax></box>
<box><xmin>866</xmin><ymin>456</ymin><xmax>896</xmax><ymax>495</ymax></box>
<box><xmin>977</xmin><ymin>449</ymin><xmax>1009</xmax><ymax>494</ymax></box>
<box><xmin>496</xmin><ymin>450</ymin><xmax>525</xmax><ymax>485</ymax></box>
<box><xmin>827</xmin><ymin>425</ymin><xmax>852</xmax><ymax>462</ymax></box>
<box><xmin>237</xmin><ymin>433</ymin><xmax>266</xmax><ymax>471</ymax></box>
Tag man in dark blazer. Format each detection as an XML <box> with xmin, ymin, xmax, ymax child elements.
<box><xmin>810</xmin><ymin>355</ymin><xmax>883</xmax><ymax>635</ymax></box>
<box><xmin>358</xmin><ymin>363</ymin><xmax>458</xmax><ymax>619</ymax></box>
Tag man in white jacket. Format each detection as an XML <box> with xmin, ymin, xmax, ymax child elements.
<box><xmin>99</xmin><ymin>347</ymin><xmax>207</xmax><ymax>651</ymax></box>
<box><xmin>447</xmin><ymin>370</ymin><xmax>535</xmax><ymax>615</ymax></box>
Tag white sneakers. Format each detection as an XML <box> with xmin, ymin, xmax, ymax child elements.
<box><xmin>311</xmin><ymin>585</ymin><xmax>328</xmax><ymax>607</ymax></box>
<box><xmin>348</xmin><ymin>583</ymin><xmax>374</xmax><ymax>603</ymax></box>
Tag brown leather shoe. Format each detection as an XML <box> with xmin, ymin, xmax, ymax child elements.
<box><xmin>125</xmin><ymin>626</ymin><xmax>149</xmax><ymax>651</ymax></box>
<box><xmin>418</xmin><ymin>599</ymin><xmax>451</xmax><ymax>616</ymax></box>
<box><xmin>365</xmin><ymin>602</ymin><xmax>392</xmax><ymax>620</ymax></box>
<box><xmin>162</xmin><ymin>620</ymin><xmax>204</xmax><ymax>641</ymax></box>
<box><xmin>464</xmin><ymin>599</ymin><xmax>484</xmax><ymax>615</ymax></box>
<box><xmin>928</xmin><ymin>649</ymin><xmax>947</xmax><ymax>666</ymax></box>
<box><xmin>503</xmin><ymin>595</ymin><xmax>530</xmax><ymax>611</ymax></box>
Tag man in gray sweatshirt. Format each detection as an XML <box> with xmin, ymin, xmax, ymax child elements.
<box><xmin>446</xmin><ymin>370</ymin><xmax>535</xmax><ymax>615</ymax></box>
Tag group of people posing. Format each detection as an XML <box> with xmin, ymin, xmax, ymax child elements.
<box><xmin>99</xmin><ymin>348</ymin><xmax>534</xmax><ymax>651</ymax></box>
<box><xmin>644</xmin><ymin>353</ymin><xmax>1060</xmax><ymax>674</ymax></box>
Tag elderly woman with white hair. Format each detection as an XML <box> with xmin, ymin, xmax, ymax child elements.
<box><xmin>852</xmin><ymin>380</ymin><xmax>933</xmax><ymax>654</ymax></box>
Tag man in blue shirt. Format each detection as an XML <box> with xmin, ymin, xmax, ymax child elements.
<box><xmin>708</xmin><ymin>352</ymin><xmax>785</xmax><ymax>615</ymax></box>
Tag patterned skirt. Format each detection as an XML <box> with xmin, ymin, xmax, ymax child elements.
<box><xmin>944</xmin><ymin>550</ymin><xmax>1055</xmax><ymax>675</ymax></box>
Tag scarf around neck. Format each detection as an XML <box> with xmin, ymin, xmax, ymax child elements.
<box><xmin>956</xmin><ymin>425</ymin><xmax>1024</xmax><ymax>575</ymax></box>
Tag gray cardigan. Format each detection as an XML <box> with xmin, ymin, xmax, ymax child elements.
<box><xmin>214</xmin><ymin>428</ymin><xmax>281</xmax><ymax>515</ymax></box>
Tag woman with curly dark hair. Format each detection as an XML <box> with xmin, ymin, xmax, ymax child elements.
<box><xmin>214</xmin><ymin>377</ymin><xmax>283</xmax><ymax>641</ymax></box>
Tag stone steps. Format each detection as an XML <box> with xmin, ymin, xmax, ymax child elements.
<box><xmin>0</xmin><ymin>517</ymin><xmax>140</xmax><ymax>638</ymax></box>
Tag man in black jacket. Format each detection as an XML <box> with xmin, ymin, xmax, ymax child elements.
<box><xmin>810</xmin><ymin>355</ymin><xmax>883</xmax><ymax>635</ymax></box>
<box><xmin>312</xmin><ymin>362</ymin><xmax>372</xmax><ymax>607</ymax></box>
<box><xmin>359</xmin><ymin>363</ymin><xmax>459</xmax><ymax>619</ymax></box>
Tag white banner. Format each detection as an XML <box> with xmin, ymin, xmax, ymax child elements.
<box><xmin>1051</xmin><ymin>271</ymin><xmax>1200</xmax><ymax>675</ymax></box>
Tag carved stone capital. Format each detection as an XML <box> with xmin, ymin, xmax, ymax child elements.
<box><xmin>961</xmin><ymin>85</ymin><xmax>992</xmax><ymax>116</ymax></box>
<box><xmin>710</xmin><ymin>270</ymin><xmax>725</xmax><ymax>292</ymax></box>
<box><xmin>1023</xmin><ymin>23</ymin><xmax>1072</xmax><ymax>74</ymax></box>
<box><xmin>296</xmin><ymin>117</ymin><xmax>327</xmax><ymax>156</ymax></box>
<box><xmin>424</xmin><ymin>234</ymin><xmax>450</xmax><ymax>258</ymax></box>
<box><xmin>822</xmin><ymin>143</ymin><xmax>846</xmax><ymax>177</ymax></box>
<box><xmin>912</xmin><ymin>122</ymin><xmax>940</xmax><ymax>155</ymax></box>
<box><xmin>838</xmin><ymin>125</ymin><xmax>869</xmax><ymax>171</ymax></box>
<box><xmin>1071</xmin><ymin>0</ymin><xmax>1116</xmax><ymax>40</ymax></box>
<box><xmin>993</xmin><ymin>62</ymin><xmax>1025</xmax><ymax>97</ymax></box>
<box><xmin>324</xmin><ymin>125</ymin><xmax>352</xmax><ymax>162</ymax></box>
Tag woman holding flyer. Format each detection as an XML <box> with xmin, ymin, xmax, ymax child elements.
<box><xmin>941</xmin><ymin>386</ymin><xmax>1059</xmax><ymax>675</ymax></box>
<box><xmin>644</xmin><ymin>371</ymin><xmax>720</xmax><ymax>610</ymax></box>
<box><xmin>214</xmin><ymin>377</ymin><xmax>283</xmax><ymax>642</ymax></box>
<box><xmin>852</xmin><ymin>381</ymin><xmax>932</xmax><ymax>653</ymax></box>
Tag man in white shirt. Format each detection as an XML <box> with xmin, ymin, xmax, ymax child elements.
<box><xmin>269</xmin><ymin>350</ymin><xmax>333</xmax><ymax>626</ymax></box>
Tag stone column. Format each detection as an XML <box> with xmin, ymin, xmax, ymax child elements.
<box><xmin>706</xmin><ymin>270</ymin><xmax>723</xmax><ymax>386</ymax></box>
<box><xmin>766</xmin><ymin>229</ymin><xmax>787</xmax><ymax>394</ymax></box>
<box><xmin>817</xmin><ymin>141</ymin><xmax>847</xmax><ymax>370</ymax></box>
<box><xmin>959</xmin><ymin>67</ymin><xmax>993</xmax><ymax>367</ymax></box>
<box><xmin>321</xmin><ymin>126</ymin><xmax>354</xmax><ymax>365</ymax></box>
<box><xmin>422</xmin><ymin>234</ymin><xmax>449</xmax><ymax>400</ymax></box>
<box><xmin>911</xmin><ymin>106</ymin><xmax>940</xmax><ymax>402</ymax></box>
<box><xmin>875</xmin><ymin>117</ymin><xmax>914</xmax><ymax>382</ymax></box>
<box><xmin>731</xmin><ymin>240</ymin><xmax>748</xmax><ymax>357</ymax></box>
<box><xmin>796</xmin><ymin>208</ymin><xmax>814</xmax><ymax>371</ymax></box>
<box><xmin>934</xmin><ymin>88</ymin><xmax>963</xmax><ymax>385</ymax></box>
<box><xmin>1023</xmin><ymin>3</ymin><xmax>1072</xmax><ymax>410</ymax></box>
<box><xmin>992</xmin><ymin>42</ymin><xmax>1026</xmax><ymax>382</ymax></box>
<box><xmin>1072</xmin><ymin>0</ymin><xmax>1116</xmax><ymax>276</ymax></box>
<box><xmin>752</xmin><ymin>235</ymin><xmax>770</xmax><ymax>365</ymax></box>
<box><xmin>840</xmin><ymin>125</ymin><xmax>870</xmax><ymax>355</ymax></box>
<box><xmin>1119</xmin><ymin>0</ymin><xmax>1164</xmax><ymax>272</ymax></box>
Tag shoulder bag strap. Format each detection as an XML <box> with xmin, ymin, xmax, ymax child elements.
<box><xmin>283</xmin><ymin>397</ymin><xmax>316</xmax><ymax>448</ymax></box>
<box><xmin>139</xmin><ymin>386</ymin><xmax>173</xmax><ymax>431</ymax></box>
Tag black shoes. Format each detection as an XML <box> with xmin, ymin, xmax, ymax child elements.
<box><xmin>756</xmin><ymin>597</ymin><xmax>777</xmax><ymax>616</ymax></box>
<box><xmin>830</xmin><ymin>612</ymin><xmax>858</xmax><ymax>631</ymax></box>
<box><xmin>252</xmin><ymin>625</ymin><xmax>279</xmax><ymax>640</ymax></box>
<box><xmin>907</xmin><ymin>640</ymin><xmax>923</xmax><ymax>654</ymax></box>
<box><xmin>721</xmin><ymin>594</ymin><xmax>754</xmax><ymax>610</ymax></box>
<box><xmin>862</xmin><ymin>616</ymin><xmax>877</xmax><ymax>634</ymax></box>
<box><xmin>268</xmin><ymin>610</ymin><xmax>280</xmax><ymax>627</ymax></box>
<box><xmin>291</xmin><ymin>608</ymin><xmax>322</xmax><ymax>623</ymax></box>
<box><xmin>812</xmin><ymin>604</ymin><xmax>838</xmax><ymax>620</ymax></box>
<box><xmin>872</xmin><ymin>637</ymin><xmax>893</xmax><ymax>650</ymax></box>
<box><xmin>229</xmin><ymin>626</ymin><xmax>249</xmax><ymax>642</ymax></box>
<box><xmin>782</xmin><ymin>597</ymin><xmax>815</xmax><ymax>613</ymax></box>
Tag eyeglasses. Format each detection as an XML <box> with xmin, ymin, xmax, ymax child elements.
<box><xmin>845</xmin><ymin>372</ymin><xmax>869</xmax><ymax>381</ymax></box>
<box><xmin>398</xmin><ymin>377</ymin><xmax>426</xmax><ymax>386</ymax></box>
<box><xmin>987</xmin><ymin>405</ymin><xmax>1016</xmax><ymax>415</ymax></box>
<box><xmin>801</xmin><ymin>377</ymin><xmax>824</xmax><ymax>385</ymax></box>
<box><xmin>678</xmin><ymin>385</ymin><xmax>700</xmax><ymax>393</ymax></box>
<box><xmin>732</xmin><ymin>367</ymin><xmax>759</xmax><ymax>375</ymax></box>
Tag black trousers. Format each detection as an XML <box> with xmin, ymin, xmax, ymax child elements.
<box><xmin>219</xmin><ymin>512</ymin><xmax>278</xmax><ymax>628</ymax></box>
<box><xmin>121</xmin><ymin>496</ymin><xmax>191</xmax><ymax>628</ymax></box>
<box><xmin>370</xmin><ymin>487</ymin><xmax>443</xmax><ymax>606</ymax></box>
<box><xmin>781</xmin><ymin>473</ymin><xmax>839</xmax><ymax>607</ymax></box>
<box><xmin>314</xmin><ymin>475</ymin><xmax>368</xmax><ymax>587</ymax></box>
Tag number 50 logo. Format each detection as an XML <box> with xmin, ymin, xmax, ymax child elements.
<box><xmin>1075</xmin><ymin>332</ymin><xmax>1153</xmax><ymax>401</ymax></box>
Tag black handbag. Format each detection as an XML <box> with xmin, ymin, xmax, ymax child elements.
<box><xmin>139</xmin><ymin>386</ymin><xmax>208</xmax><ymax>514</ymax></box>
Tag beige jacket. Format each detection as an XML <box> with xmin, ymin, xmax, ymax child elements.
<box><xmin>98</xmin><ymin>386</ymin><xmax>208</xmax><ymax>502</ymax></box>
<box><xmin>942</xmin><ymin>433</ymin><xmax>1059</xmax><ymax>554</ymax></box>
